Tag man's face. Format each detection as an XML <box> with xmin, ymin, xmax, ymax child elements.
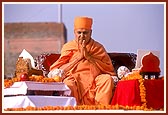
<box><xmin>74</xmin><ymin>28</ymin><xmax>92</xmax><ymax>45</ymax></box>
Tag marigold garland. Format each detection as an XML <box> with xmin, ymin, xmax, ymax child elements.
<box><xmin>4</xmin><ymin>104</ymin><xmax>164</xmax><ymax>111</ymax></box>
<box><xmin>118</xmin><ymin>71</ymin><xmax>148</xmax><ymax>110</ymax></box>
<box><xmin>118</xmin><ymin>71</ymin><xmax>164</xmax><ymax>111</ymax></box>
<box><xmin>4</xmin><ymin>75</ymin><xmax>57</xmax><ymax>88</ymax></box>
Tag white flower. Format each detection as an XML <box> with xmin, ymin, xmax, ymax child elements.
<box><xmin>117</xmin><ymin>66</ymin><xmax>130</xmax><ymax>79</ymax></box>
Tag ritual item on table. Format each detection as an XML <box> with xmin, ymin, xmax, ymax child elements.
<box><xmin>139</xmin><ymin>52</ymin><xmax>160</xmax><ymax>79</ymax></box>
<box><xmin>53</xmin><ymin>76</ymin><xmax>61</xmax><ymax>82</ymax></box>
<box><xmin>117</xmin><ymin>66</ymin><xmax>130</xmax><ymax>79</ymax></box>
<box><xmin>15</xmin><ymin>57</ymin><xmax>43</xmax><ymax>78</ymax></box>
<box><xmin>20</xmin><ymin>73</ymin><xmax>29</xmax><ymax>81</ymax></box>
<box><xmin>15</xmin><ymin>57</ymin><xmax>30</xmax><ymax>78</ymax></box>
<box><xmin>15</xmin><ymin>49</ymin><xmax>43</xmax><ymax>78</ymax></box>
<box><xmin>34</xmin><ymin>53</ymin><xmax>60</xmax><ymax>76</ymax></box>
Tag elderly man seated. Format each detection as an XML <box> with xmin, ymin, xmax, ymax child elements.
<box><xmin>48</xmin><ymin>16</ymin><xmax>116</xmax><ymax>105</ymax></box>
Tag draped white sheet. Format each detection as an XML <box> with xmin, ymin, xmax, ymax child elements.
<box><xmin>4</xmin><ymin>81</ymin><xmax>71</xmax><ymax>96</ymax></box>
<box><xmin>3</xmin><ymin>96</ymin><xmax>77</xmax><ymax>109</ymax></box>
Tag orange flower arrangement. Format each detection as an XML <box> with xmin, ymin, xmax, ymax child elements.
<box><xmin>119</xmin><ymin>71</ymin><xmax>155</xmax><ymax>111</ymax></box>
<box><xmin>4</xmin><ymin>75</ymin><xmax>58</xmax><ymax>88</ymax></box>
<box><xmin>4</xmin><ymin>104</ymin><xmax>164</xmax><ymax>111</ymax></box>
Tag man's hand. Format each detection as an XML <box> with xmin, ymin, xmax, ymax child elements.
<box><xmin>78</xmin><ymin>39</ymin><xmax>91</xmax><ymax>61</ymax></box>
<box><xmin>82</xmin><ymin>40</ymin><xmax>91</xmax><ymax>60</ymax></box>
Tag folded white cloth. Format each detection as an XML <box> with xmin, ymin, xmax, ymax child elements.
<box><xmin>48</xmin><ymin>69</ymin><xmax>64</xmax><ymax>78</ymax></box>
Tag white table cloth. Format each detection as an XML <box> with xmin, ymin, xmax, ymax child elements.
<box><xmin>3</xmin><ymin>96</ymin><xmax>76</xmax><ymax>109</ymax></box>
<box><xmin>4</xmin><ymin>81</ymin><xmax>71</xmax><ymax>96</ymax></box>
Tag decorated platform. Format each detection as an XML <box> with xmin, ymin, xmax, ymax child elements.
<box><xmin>4</xmin><ymin>81</ymin><xmax>71</xmax><ymax>96</ymax></box>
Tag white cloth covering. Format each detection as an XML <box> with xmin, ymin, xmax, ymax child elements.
<box><xmin>4</xmin><ymin>81</ymin><xmax>71</xmax><ymax>96</ymax></box>
<box><xmin>3</xmin><ymin>96</ymin><xmax>76</xmax><ymax>109</ymax></box>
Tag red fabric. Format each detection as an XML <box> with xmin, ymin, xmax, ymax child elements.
<box><xmin>111</xmin><ymin>79</ymin><xmax>164</xmax><ymax>109</ymax></box>
<box><xmin>111</xmin><ymin>80</ymin><xmax>142</xmax><ymax>106</ymax></box>
<box><xmin>140</xmin><ymin>52</ymin><xmax>160</xmax><ymax>72</ymax></box>
<box><xmin>42</xmin><ymin>54</ymin><xmax>60</xmax><ymax>71</ymax></box>
<box><xmin>144</xmin><ymin>79</ymin><xmax>164</xmax><ymax>109</ymax></box>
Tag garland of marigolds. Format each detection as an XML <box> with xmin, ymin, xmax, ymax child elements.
<box><xmin>4</xmin><ymin>74</ymin><xmax>164</xmax><ymax>111</ymax></box>
<box><xmin>120</xmin><ymin>71</ymin><xmax>148</xmax><ymax>110</ymax></box>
